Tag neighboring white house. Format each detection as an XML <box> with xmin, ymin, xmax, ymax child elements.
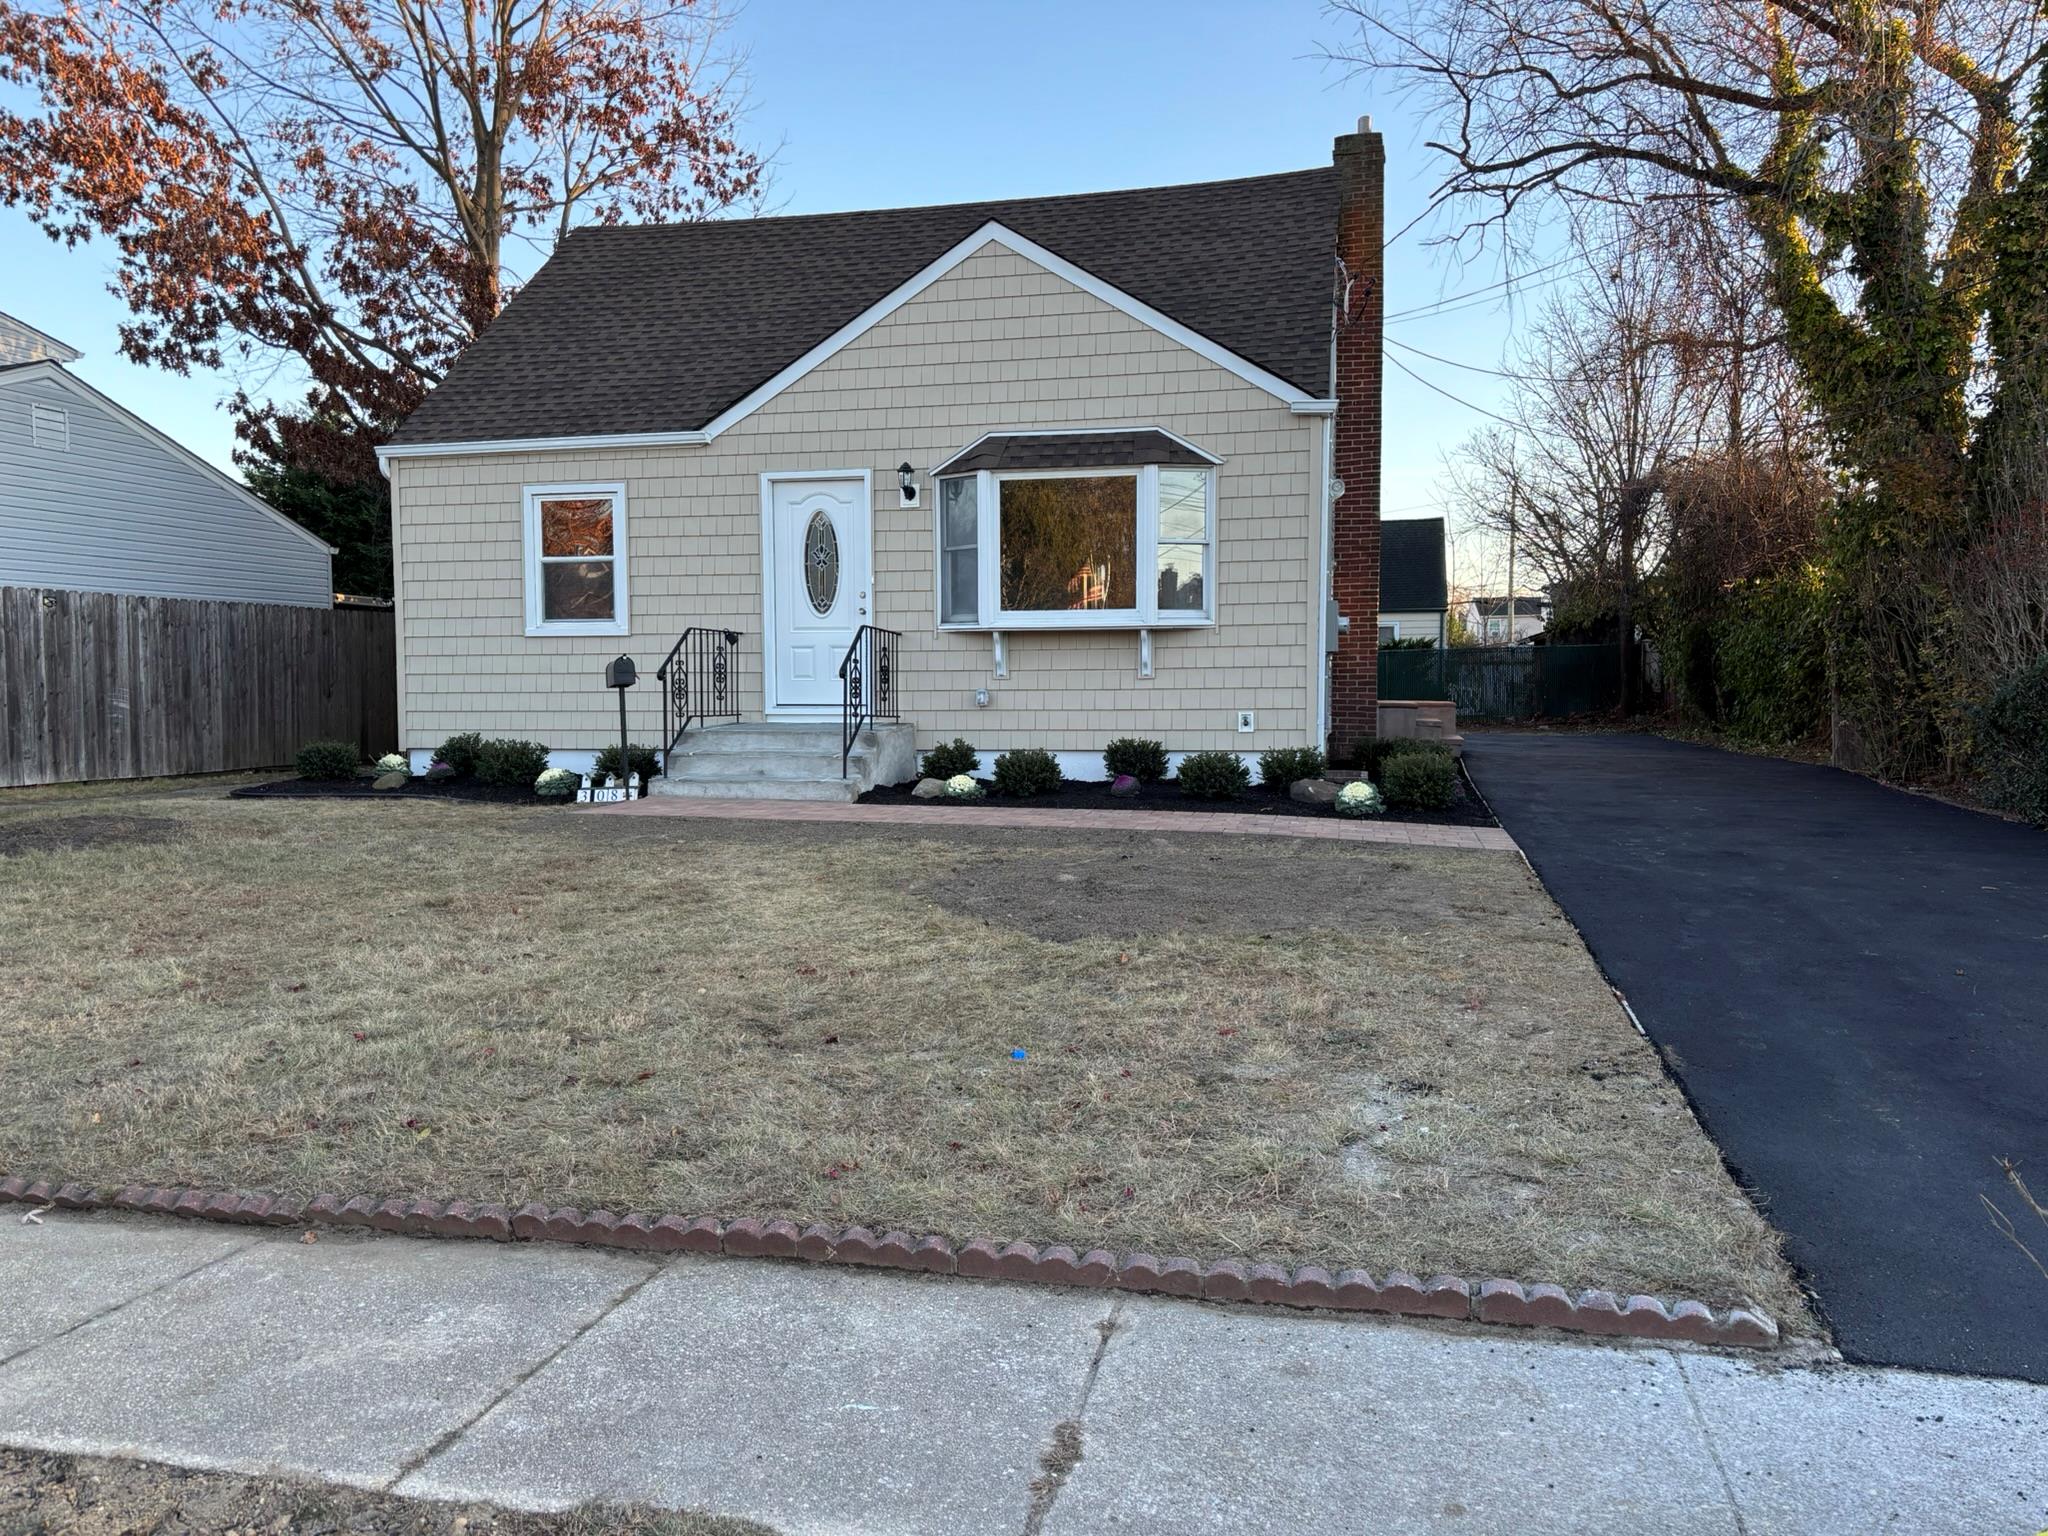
<box><xmin>378</xmin><ymin>125</ymin><xmax>1394</xmax><ymax>796</ymax></box>
<box><xmin>1379</xmin><ymin>516</ymin><xmax>1447</xmax><ymax>645</ymax></box>
<box><xmin>1462</xmin><ymin>595</ymin><xmax>1548</xmax><ymax>644</ymax></box>
<box><xmin>0</xmin><ymin>313</ymin><xmax>334</xmax><ymax>607</ymax></box>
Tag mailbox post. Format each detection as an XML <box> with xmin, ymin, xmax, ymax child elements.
<box><xmin>605</xmin><ymin>656</ymin><xmax>637</xmax><ymax>800</ymax></box>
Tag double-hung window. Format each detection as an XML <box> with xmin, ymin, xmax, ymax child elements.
<box><xmin>523</xmin><ymin>482</ymin><xmax>628</xmax><ymax>635</ymax></box>
<box><xmin>934</xmin><ymin>432</ymin><xmax>1217</xmax><ymax>630</ymax></box>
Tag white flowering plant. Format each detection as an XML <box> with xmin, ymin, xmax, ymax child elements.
<box><xmin>374</xmin><ymin>752</ymin><xmax>409</xmax><ymax>775</ymax></box>
<box><xmin>534</xmin><ymin>766</ymin><xmax>579</xmax><ymax>801</ymax></box>
<box><xmin>1334</xmin><ymin>779</ymin><xmax>1384</xmax><ymax>818</ymax></box>
<box><xmin>943</xmin><ymin>772</ymin><xmax>986</xmax><ymax>801</ymax></box>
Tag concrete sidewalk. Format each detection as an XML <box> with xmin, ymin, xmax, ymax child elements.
<box><xmin>2</xmin><ymin>1214</ymin><xmax>2042</xmax><ymax>1535</ymax></box>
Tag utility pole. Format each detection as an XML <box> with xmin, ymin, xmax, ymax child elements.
<box><xmin>1504</xmin><ymin>487</ymin><xmax>1517</xmax><ymax>648</ymax></box>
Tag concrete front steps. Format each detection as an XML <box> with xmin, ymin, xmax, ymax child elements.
<box><xmin>650</xmin><ymin>721</ymin><xmax>917</xmax><ymax>802</ymax></box>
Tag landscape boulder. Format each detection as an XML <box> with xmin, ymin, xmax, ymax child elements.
<box><xmin>911</xmin><ymin>777</ymin><xmax>946</xmax><ymax>799</ymax></box>
<box><xmin>1289</xmin><ymin>777</ymin><xmax>1339</xmax><ymax>807</ymax></box>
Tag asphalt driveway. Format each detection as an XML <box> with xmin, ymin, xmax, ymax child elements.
<box><xmin>1463</xmin><ymin>731</ymin><xmax>2048</xmax><ymax>1382</ymax></box>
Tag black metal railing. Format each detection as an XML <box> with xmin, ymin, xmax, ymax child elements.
<box><xmin>658</xmin><ymin>627</ymin><xmax>743</xmax><ymax>764</ymax></box>
<box><xmin>838</xmin><ymin>624</ymin><xmax>901</xmax><ymax>776</ymax></box>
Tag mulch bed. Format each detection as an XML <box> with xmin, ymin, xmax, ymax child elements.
<box><xmin>861</xmin><ymin>767</ymin><xmax>1498</xmax><ymax>828</ymax></box>
<box><xmin>228</xmin><ymin>775</ymin><xmax>554</xmax><ymax>805</ymax></box>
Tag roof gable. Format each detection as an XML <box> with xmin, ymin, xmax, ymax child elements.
<box><xmin>0</xmin><ymin>362</ymin><xmax>336</xmax><ymax>555</ymax></box>
<box><xmin>386</xmin><ymin>168</ymin><xmax>1336</xmax><ymax>455</ymax></box>
<box><xmin>0</xmin><ymin>311</ymin><xmax>82</xmax><ymax>367</ymax></box>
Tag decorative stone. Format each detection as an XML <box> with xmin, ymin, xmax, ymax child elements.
<box><xmin>1716</xmin><ymin>1308</ymin><xmax>1781</xmax><ymax>1348</ymax></box>
<box><xmin>911</xmin><ymin>777</ymin><xmax>946</xmax><ymax>799</ymax></box>
<box><xmin>907</xmin><ymin>1235</ymin><xmax>957</xmax><ymax>1273</ymax></box>
<box><xmin>372</xmin><ymin>771</ymin><xmax>408</xmax><ymax>791</ymax></box>
<box><xmin>1289</xmin><ymin>777</ymin><xmax>1339</xmax><ymax>806</ymax></box>
<box><xmin>1110</xmin><ymin>774</ymin><xmax>1140</xmax><ymax>797</ymax></box>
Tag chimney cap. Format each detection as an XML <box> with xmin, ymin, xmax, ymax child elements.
<box><xmin>1357</xmin><ymin>114</ymin><xmax>1374</xmax><ymax>133</ymax></box>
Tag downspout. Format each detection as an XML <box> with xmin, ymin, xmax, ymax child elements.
<box><xmin>1316</xmin><ymin>410</ymin><xmax>1335</xmax><ymax>749</ymax></box>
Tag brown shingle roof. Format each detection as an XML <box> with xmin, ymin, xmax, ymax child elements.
<box><xmin>390</xmin><ymin>168</ymin><xmax>1336</xmax><ymax>448</ymax></box>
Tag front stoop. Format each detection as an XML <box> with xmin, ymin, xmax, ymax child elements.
<box><xmin>651</xmin><ymin>721</ymin><xmax>916</xmax><ymax>802</ymax></box>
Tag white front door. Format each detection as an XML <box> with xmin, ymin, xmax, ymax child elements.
<box><xmin>766</xmin><ymin>474</ymin><xmax>870</xmax><ymax>709</ymax></box>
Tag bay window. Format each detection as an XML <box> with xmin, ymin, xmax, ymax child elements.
<box><xmin>939</xmin><ymin>475</ymin><xmax>979</xmax><ymax>624</ymax></box>
<box><xmin>936</xmin><ymin>450</ymin><xmax>1216</xmax><ymax>630</ymax></box>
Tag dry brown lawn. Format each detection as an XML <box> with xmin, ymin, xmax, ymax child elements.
<box><xmin>0</xmin><ymin>788</ymin><xmax>1804</xmax><ymax>1323</ymax></box>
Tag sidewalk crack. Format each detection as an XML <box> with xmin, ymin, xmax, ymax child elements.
<box><xmin>0</xmin><ymin>1234</ymin><xmax>262</xmax><ymax>1374</ymax></box>
<box><xmin>1673</xmin><ymin>1351</ymin><xmax>1750</xmax><ymax>1536</ymax></box>
<box><xmin>385</xmin><ymin>1254</ymin><xmax>663</xmax><ymax>1491</ymax></box>
<box><xmin>1022</xmin><ymin>1298</ymin><xmax>1125</xmax><ymax>1536</ymax></box>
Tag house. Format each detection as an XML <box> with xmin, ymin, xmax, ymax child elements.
<box><xmin>377</xmin><ymin>122</ymin><xmax>1387</xmax><ymax>795</ymax></box>
<box><xmin>0</xmin><ymin>313</ymin><xmax>335</xmax><ymax>606</ymax></box>
<box><xmin>1463</xmin><ymin>595</ymin><xmax>1548</xmax><ymax>644</ymax></box>
<box><xmin>1379</xmin><ymin>517</ymin><xmax>1447</xmax><ymax>646</ymax></box>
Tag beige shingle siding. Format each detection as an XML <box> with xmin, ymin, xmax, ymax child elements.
<box><xmin>391</xmin><ymin>244</ymin><xmax>1321</xmax><ymax>755</ymax></box>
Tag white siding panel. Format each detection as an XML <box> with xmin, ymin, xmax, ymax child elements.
<box><xmin>0</xmin><ymin>374</ymin><xmax>333</xmax><ymax>606</ymax></box>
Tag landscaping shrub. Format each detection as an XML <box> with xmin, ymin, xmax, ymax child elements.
<box><xmin>1258</xmin><ymin>745</ymin><xmax>1326</xmax><ymax>788</ymax></box>
<box><xmin>535</xmin><ymin>767</ymin><xmax>579</xmax><ymax>801</ymax></box>
<box><xmin>1103</xmin><ymin>737</ymin><xmax>1169</xmax><ymax>782</ymax></box>
<box><xmin>1381</xmin><ymin>751</ymin><xmax>1455</xmax><ymax>811</ymax></box>
<box><xmin>473</xmin><ymin>738</ymin><xmax>550</xmax><ymax>788</ymax></box>
<box><xmin>295</xmin><ymin>740</ymin><xmax>360</xmax><ymax>781</ymax></box>
<box><xmin>943</xmin><ymin>773</ymin><xmax>985</xmax><ymax>801</ymax></box>
<box><xmin>921</xmin><ymin>738</ymin><xmax>980</xmax><ymax>779</ymax></box>
<box><xmin>436</xmin><ymin>732</ymin><xmax>485</xmax><ymax>777</ymax></box>
<box><xmin>1975</xmin><ymin>657</ymin><xmax>2048</xmax><ymax>826</ymax></box>
<box><xmin>1363</xmin><ymin>736</ymin><xmax>1453</xmax><ymax>777</ymax></box>
<box><xmin>992</xmin><ymin>747</ymin><xmax>1062</xmax><ymax>797</ymax></box>
<box><xmin>593</xmin><ymin>742</ymin><xmax>661</xmax><ymax>782</ymax></box>
<box><xmin>1175</xmin><ymin>750</ymin><xmax>1250</xmax><ymax>799</ymax></box>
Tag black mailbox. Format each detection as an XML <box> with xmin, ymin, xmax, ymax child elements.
<box><xmin>605</xmin><ymin>656</ymin><xmax>637</xmax><ymax>690</ymax></box>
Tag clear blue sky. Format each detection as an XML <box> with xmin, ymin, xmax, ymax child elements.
<box><xmin>0</xmin><ymin>0</ymin><xmax>1545</xmax><ymax>572</ymax></box>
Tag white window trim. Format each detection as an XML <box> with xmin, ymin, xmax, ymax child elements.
<box><xmin>523</xmin><ymin>481</ymin><xmax>628</xmax><ymax>636</ymax></box>
<box><xmin>934</xmin><ymin>464</ymin><xmax>1216</xmax><ymax>632</ymax></box>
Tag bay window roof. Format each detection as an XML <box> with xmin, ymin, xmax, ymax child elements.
<box><xmin>933</xmin><ymin>429</ymin><xmax>1221</xmax><ymax>476</ymax></box>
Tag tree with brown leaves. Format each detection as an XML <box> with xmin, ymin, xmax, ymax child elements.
<box><xmin>0</xmin><ymin>0</ymin><xmax>764</xmax><ymax>486</ymax></box>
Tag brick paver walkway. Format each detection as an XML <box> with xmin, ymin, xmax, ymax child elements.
<box><xmin>591</xmin><ymin>795</ymin><xmax>1519</xmax><ymax>851</ymax></box>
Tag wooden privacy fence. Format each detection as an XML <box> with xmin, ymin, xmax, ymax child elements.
<box><xmin>1</xmin><ymin>586</ymin><xmax>396</xmax><ymax>788</ymax></box>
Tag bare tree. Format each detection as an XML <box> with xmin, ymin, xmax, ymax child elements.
<box><xmin>1443</xmin><ymin>225</ymin><xmax>1703</xmax><ymax>616</ymax></box>
<box><xmin>1332</xmin><ymin>0</ymin><xmax>2048</xmax><ymax>771</ymax></box>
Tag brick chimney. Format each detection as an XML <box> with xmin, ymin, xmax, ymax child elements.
<box><xmin>1328</xmin><ymin>117</ymin><xmax>1384</xmax><ymax>757</ymax></box>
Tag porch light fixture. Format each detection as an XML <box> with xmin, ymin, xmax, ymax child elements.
<box><xmin>899</xmin><ymin>462</ymin><xmax>918</xmax><ymax>504</ymax></box>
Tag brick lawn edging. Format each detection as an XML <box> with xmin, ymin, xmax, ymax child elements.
<box><xmin>0</xmin><ymin>1174</ymin><xmax>1778</xmax><ymax>1349</ymax></box>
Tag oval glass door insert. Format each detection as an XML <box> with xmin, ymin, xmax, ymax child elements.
<box><xmin>804</xmin><ymin>509</ymin><xmax>840</xmax><ymax>614</ymax></box>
